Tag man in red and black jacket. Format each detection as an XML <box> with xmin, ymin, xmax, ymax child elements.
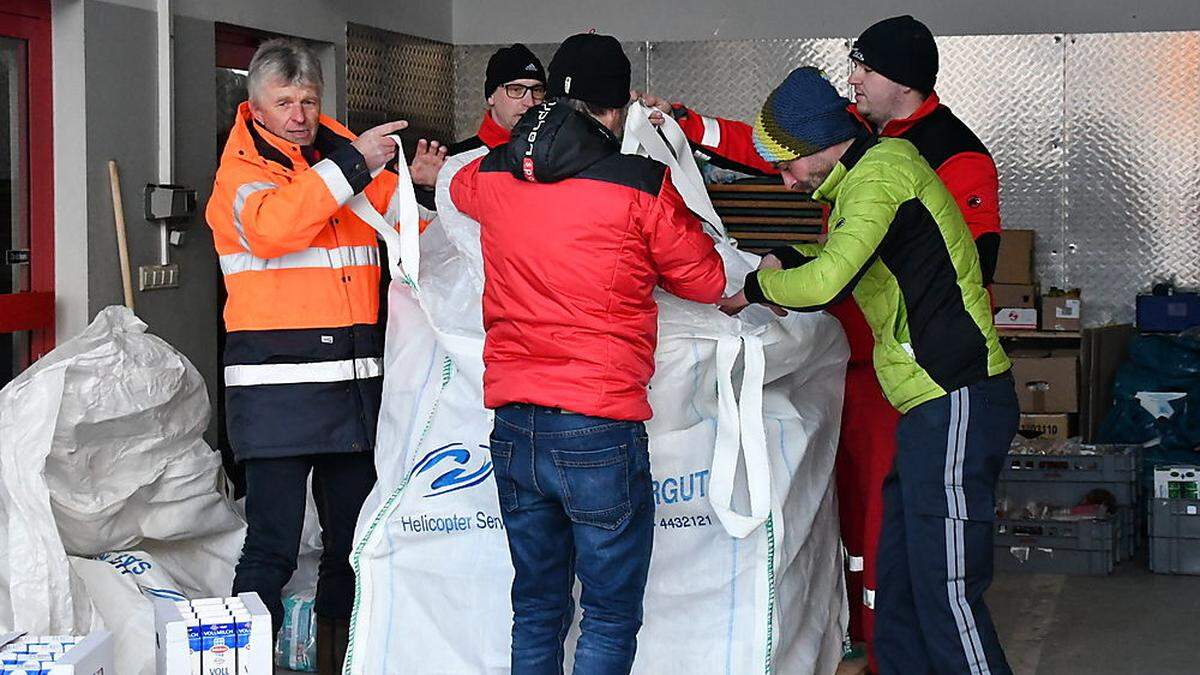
<box><xmin>449</xmin><ymin>34</ymin><xmax>725</xmax><ymax>675</ymax></box>
<box><xmin>447</xmin><ymin>43</ymin><xmax>546</xmax><ymax>157</ymax></box>
<box><xmin>643</xmin><ymin>15</ymin><xmax>1002</xmax><ymax>672</ymax></box>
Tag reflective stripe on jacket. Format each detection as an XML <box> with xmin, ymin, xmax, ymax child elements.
<box><xmin>206</xmin><ymin>102</ymin><xmax>400</xmax><ymax>459</ymax></box>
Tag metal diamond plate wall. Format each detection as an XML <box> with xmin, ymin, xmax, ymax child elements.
<box><xmin>1064</xmin><ymin>32</ymin><xmax>1200</xmax><ymax>324</ymax></box>
<box><xmin>936</xmin><ymin>34</ymin><xmax>1066</xmax><ymax>289</ymax></box>
<box><xmin>452</xmin><ymin>42</ymin><xmax>648</xmax><ymax>141</ymax></box>
<box><xmin>441</xmin><ymin>31</ymin><xmax>1200</xmax><ymax>325</ymax></box>
<box><xmin>646</xmin><ymin>38</ymin><xmax>853</xmax><ymax>124</ymax></box>
<box><xmin>347</xmin><ymin>24</ymin><xmax>454</xmax><ymax>146</ymax></box>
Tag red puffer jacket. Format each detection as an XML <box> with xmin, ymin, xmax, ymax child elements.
<box><xmin>450</xmin><ymin>100</ymin><xmax>726</xmax><ymax>421</ymax></box>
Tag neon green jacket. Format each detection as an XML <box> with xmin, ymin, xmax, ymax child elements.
<box><xmin>743</xmin><ymin>134</ymin><xmax>1010</xmax><ymax>413</ymax></box>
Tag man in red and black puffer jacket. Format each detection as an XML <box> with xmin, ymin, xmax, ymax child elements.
<box><xmin>643</xmin><ymin>15</ymin><xmax>1001</xmax><ymax>672</ymax></box>
<box><xmin>449</xmin><ymin>33</ymin><xmax>725</xmax><ymax>675</ymax></box>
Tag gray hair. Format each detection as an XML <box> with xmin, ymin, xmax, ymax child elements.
<box><xmin>562</xmin><ymin>97</ymin><xmax>626</xmax><ymax>139</ymax></box>
<box><xmin>562</xmin><ymin>97</ymin><xmax>616</xmax><ymax>117</ymax></box>
<box><xmin>247</xmin><ymin>38</ymin><xmax>324</xmax><ymax>102</ymax></box>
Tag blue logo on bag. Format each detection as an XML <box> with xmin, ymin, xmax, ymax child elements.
<box><xmin>414</xmin><ymin>443</ymin><xmax>494</xmax><ymax>497</ymax></box>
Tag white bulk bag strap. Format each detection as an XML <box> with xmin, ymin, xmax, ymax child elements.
<box><xmin>708</xmin><ymin>334</ymin><xmax>772</xmax><ymax>538</ymax></box>
<box><xmin>347</xmin><ymin>134</ymin><xmax>421</xmax><ymax>286</ymax></box>
<box><xmin>623</xmin><ymin>102</ymin><xmax>727</xmax><ymax>240</ymax></box>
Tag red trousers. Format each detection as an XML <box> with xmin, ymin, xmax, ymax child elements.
<box><xmin>827</xmin><ymin>299</ymin><xmax>900</xmax><ymax>673</ymax></box>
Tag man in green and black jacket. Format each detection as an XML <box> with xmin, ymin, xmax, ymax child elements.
<box><xmin>720</xmin><ymin>66</ymin><xmax>1018</xmax><ymax>675</ymax></box>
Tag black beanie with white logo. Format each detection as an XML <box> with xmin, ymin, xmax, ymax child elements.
<box><xmin>485</xmin><ymin>44</ymin><xmax>545</xmax><ymax>97</ymax></box>
<box><xmin>849</xmin><ymin>15</ymin><xmax>939</xmax><ymax>94</ymax></box>
<box><xmin>547</xmin><ymin>33</ymin><xmax>631</xmax><ymax>109</ymax></box>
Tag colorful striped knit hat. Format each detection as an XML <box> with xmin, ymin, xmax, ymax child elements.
<box><xmin>753</xmin><ymin>66</ymin><xmax>859</xmax><ymax>163</ymax></box>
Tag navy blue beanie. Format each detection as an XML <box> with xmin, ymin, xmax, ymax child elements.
<box><xmin>754</xmin><ymin>66</ymin><xmax>859</xmax><ymax>162</ymax></box>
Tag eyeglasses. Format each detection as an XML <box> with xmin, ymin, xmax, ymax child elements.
<box><xmin>504</xmin><ymin>83</ymin><xmax>547</xmax><ymax>101</ymax></box>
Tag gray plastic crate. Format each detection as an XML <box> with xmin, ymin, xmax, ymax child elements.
<box><xmin>1115</xmin><ymin>509</ymin><xmax>1128</xmax><ymax>562</ymax></box>
<box><xmin>1149</xmin><ymin>537</ymin><xmax>1200</xmax><ymax>575</ymax></box>
<box><xmin>1117</xmin><ymin>507</ymin><xmax>1139</xmax><ymax>561</ymax></box>
<box><xmin>1149</xmin><ymin>498</ymin><xmax>1200</xmax><ymax>539</ymax></box>
<box><xmin>993</xmin><ymin>517</ymin><xmax>1115</xmax><ymax>575</ymax></box>
<box><xmin>999</xmin><ymin>451</ymin><xmax>1139</xmax><ymax>506</ymax></box>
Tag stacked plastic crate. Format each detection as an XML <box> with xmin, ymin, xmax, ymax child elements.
<box><xmin>994</xmin><ymin>445</ymin><xmax>1139</xmax><ymax>575</ymax></box>
<box><xmin>1149</xmin><ymin>465</ymin><xmax>1200</xmax><ymax>575</ymax></box>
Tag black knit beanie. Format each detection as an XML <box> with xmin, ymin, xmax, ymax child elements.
<box><xmin>849</xmin><ymin>15</ymin><xmax>938</xmax><ymax>93</ymax></box>
<box><xmin>485</xmin><ymin>44</ymin><xmax>545</xmax><ymax>97</ymax></box>
<box><xmin>547</xmin><ymin>33</ymin><xmax>631</xmax><ymax>109</ymax></box>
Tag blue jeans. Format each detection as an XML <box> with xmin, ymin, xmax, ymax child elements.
<box><xmin>490</xmin><ymin>403</ymin><xmax>655</xmax><ymax>675</ymax></box>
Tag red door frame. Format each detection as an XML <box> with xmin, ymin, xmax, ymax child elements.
<box><xmin>0</xmin><ymin>0</ymin><xmax>53</xmax><ymax>360</ymax></box>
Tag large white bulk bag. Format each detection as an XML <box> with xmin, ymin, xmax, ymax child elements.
<box><xmin>344</xmin><ymin>112</ymin><xmax>848</xmax><ymax>674</ymax></box>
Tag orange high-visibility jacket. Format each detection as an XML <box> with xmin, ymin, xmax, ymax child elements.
<box><xmin>206</xmin><ymin>102</ymin><xmax>399</xmax><ymax>460</ymax></box>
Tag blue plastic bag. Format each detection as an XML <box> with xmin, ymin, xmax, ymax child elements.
<box><xmin>274</xmin><ymin>591</ymin><xmax>316</xmax><ymax>671</ymax></box>
<box><xmin>1098</xmin><ymin>333</ymin><xmax>1200</xmax><ymax>451</ymax></box>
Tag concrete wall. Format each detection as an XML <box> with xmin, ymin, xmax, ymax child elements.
<box><xmin>451</xmin><ymin>0</ymin><xmax>1200</xmax><ymax>44</ymax></box>
<box><xmin>67</xmin><ymin>2</ymin><xmax>222</xmax><ymax>441</ymax></box>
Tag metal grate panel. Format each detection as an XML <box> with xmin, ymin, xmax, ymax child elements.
<box><xmin>452</xmin><ymin>41</ymin><xmax>647</xmax><ymax>141</ymax></box>
<box><xmin>347</xmin><ymin>24</ymin><xmax>454</xmax><ymax>148</ymax></box>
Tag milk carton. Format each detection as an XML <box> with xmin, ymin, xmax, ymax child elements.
<box><xmin>154</xmin><ymin>593</ymin><xmax>273</xmax><ymax>674</ymax></box>
<box><xmin>0</xmin><ymin>631</ymin><xmax>112</xmax><ymax>675</ymax></box>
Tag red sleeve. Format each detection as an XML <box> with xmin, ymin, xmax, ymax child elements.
<box><xmin>644</xmin><ymin>168</ymin><xmax>727</xmax><ymax>303</ymax></box>
<box><xmin>448</xmin><ymin>157</ymin><xmax>484</xmax><ymax>221</ymax></box>
<box><xmin>937</xmin><ymin>151</ymin><xmax>1001</xmax><ymax>238</ymax></box>
<box><xmin>673</xmin><ymin>104</ymin><xmax>779</xmax><ymax>176</ymax></box>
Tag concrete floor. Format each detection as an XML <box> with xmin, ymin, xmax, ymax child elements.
<box><xmin>278</xmin><ymin>558</ymin><xmax>1200</xmax><ymax>674</ymax></box>
<box><xmin>988</xmin><ymin>558</ymin><xmax>1200</xmax><ymax>675</ymax></box>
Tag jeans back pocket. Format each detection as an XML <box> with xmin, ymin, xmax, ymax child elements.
<box><xmin>488</xmin><ymin>439</ymin><xmax>519</xmax><ymax>512</ymax></box>
<box><xmin>551</xmin><ymin>444</ymin><xmax>632</xmax><ymax>530</ymax></box>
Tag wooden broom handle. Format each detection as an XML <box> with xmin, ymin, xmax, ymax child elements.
<box><xmin>108</xmin><ymin>160</ymin><xmax>135</xmax><ymax>310</ymax></box>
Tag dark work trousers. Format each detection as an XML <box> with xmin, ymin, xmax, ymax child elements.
<box><xmin>232</xmin><ymin>452</ymin><xmax>377</xmax><ymax>634</ymax></box>
<box><xmin>874</xmin><ymin>372</ymin><xmax>1019</xmax><ymax>675</ymax></box>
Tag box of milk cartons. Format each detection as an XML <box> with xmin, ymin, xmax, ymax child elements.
<box><xmin>0</xmin><ymin>630</ymin><xmax>113</xmax><ymax>674</ymax></box>
<box><xmin>154</xmin><ymin>593</ymin><xmax>272</xmax><ymax>674</ymax></box>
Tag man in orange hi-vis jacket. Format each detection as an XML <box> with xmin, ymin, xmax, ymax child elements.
<box><xmin>206</xmin><ymin>38</ymin><xmax>444</xmax><ymax>675</ymax></box>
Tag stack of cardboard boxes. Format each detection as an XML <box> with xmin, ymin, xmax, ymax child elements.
<box><xmin>992</xmin><ymin>229</ymin><xmax>1040</xmax><ymax>330</ymax></box>
<box><xmin>992</xmin><ymin>229</ymin><xmax>1083</xmax><ymax>439</ymax></box>
<box><xmin>1011</xmin><ymin>350</ymin><xmax>1079</xmax><ymax>440</ymax></box>
<box><xmin>991</xmin><ymin>229</ymin><xmax>1083</xmax><ymax>333</ymax></box>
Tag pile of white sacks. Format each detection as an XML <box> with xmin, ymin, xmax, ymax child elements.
<box><xmin>0</xmin><ymin>307</ymin><xmax>249</xmax><ymax>674</ymax></box>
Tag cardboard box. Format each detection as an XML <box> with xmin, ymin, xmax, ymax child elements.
<box><xmin>1042</xmin><ymin>295</ymin><xmax>1082</xmax><ymax>331</ymax></box>
<box><xmin>1079</xmin><ymin>324</ymin><xmax>1134</xmax><ymax>443</ymax></box>
<box><xmin>1018</xmin><ymin>413</ymin><xmax>1076</xmax><ymax>440</ymax></box>
<box><xmin>1011</xmin><ymin>352</ymin><xmax>1079</xmax><ymax>413</ymax></box>
<box><xmin>1136</xmin><ymin>293</ymin><xmax>1200</xmax><ymax>333</ymax></box>
<box><xmin>995</xmin><ymin>229</ymin><xmax>1035</xmax><ymax>284</ymax></box>
<box><xmin>992</xmin><ymin>283</ymin><xmax>1037</xmax><ymax>309</ymax></box>
<box><xmin>995</xmin><ymin>307</ymin><xmax>1038</xmax><ymax>330</ymax></box>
